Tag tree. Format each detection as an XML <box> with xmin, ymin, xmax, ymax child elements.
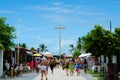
<box><xmin>82</xmin><ymin>25</ymin><xmax>109</xmax><ymax>57</ymax></box>
<box><xmin>69</xmin><ymin>44</ymin><xmax>75</xmax><ymax>54</ymax></box>
<box><xmin>69</xmin><ymin>37</ymin><xmax>82</xmax><ymax>58</ymax></box>
<box><xmin>73</xmin><ymin>49</ymin><xmax>80</xmax><ymax>58</ymax></box>
<box><xmin>17</xmin><ymin>43</ymin><xmax>27</xmax><ymax>48</ymax></box>
<box><xmin>39</xmin><ymin>43</ymin><xmax>48</xmax><ymax>53</ymax></box>
<box><xmin>114</xmin><ymin>28</ymin><xmax>120</xmax><ymax>53</ymax></box>
<box><xmin>82</xmin><ymin>25</ymin><xmax>120</xmax><ymax>64</ymax></box>
<box><xmin>30</xmin><ymin>47</ymin><xmax>36</xmax><ymax>51</ymax></box>
<box><xmin>0</xmin><ymin>17</ymin><xmax>16</xmax><ymax>50</ymax></box>
<box><xmin>76</xmin><ymin>37</ymin><xmax>81</xmax><ymax>51</ymax></box>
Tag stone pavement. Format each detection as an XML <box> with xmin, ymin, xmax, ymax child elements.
<box><xmin>0</xmin><ymin>67</ymin><xmax>97</xmax><ymax>80</ymax></box>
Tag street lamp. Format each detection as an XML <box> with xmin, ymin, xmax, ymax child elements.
<box><xmin>17</xmin><ymin>19</ymin><xmax>21</xmax><ymax>65</ymax></box>
<box><xmin>55</xmin><ymin>26</ymin><xmax>65</xmax><ymax>59</ymax></box>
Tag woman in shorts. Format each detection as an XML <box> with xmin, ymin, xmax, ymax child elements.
<box><xmin>40</xmin><ymin>61</ymin><xmax>48</xmax><ymax>80</ymax></box>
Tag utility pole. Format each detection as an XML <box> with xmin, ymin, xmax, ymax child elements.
<box><xmin>17</xmin><ymin>19</ymin><xmax>21</xmax><ymax>65</ymax></box>
<box><xmin>55</xmin><ymin>26</ymin><xmax>65</xmax><ymax>59</ymax></box>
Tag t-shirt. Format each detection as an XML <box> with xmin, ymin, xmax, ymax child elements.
<box><xmin>76</xmin><ymin>63</ymin><xmax>81</xmax><ymax>69</ymax></box>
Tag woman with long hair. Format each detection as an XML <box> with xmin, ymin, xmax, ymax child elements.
<box><xmin>83</xmin><ymin>59</ymin><xmax>88</xmax><ymax>73</ymax></box>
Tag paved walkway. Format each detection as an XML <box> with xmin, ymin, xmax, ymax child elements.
<box><xmin>0</xmin><ymin>67</ymin><xmax>97</xmax><ymax>80</ymax></box>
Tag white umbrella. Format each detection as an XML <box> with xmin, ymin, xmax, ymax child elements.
<box><xmin>84</xmin><ymin>53</ymin><xmax>91</xmax><ymax>57</ymax></box>
<box><xmin>79</xmin><ymin>54</ymin><xmax>86</xmax><ymax>57</ymax></box>
<box><xmin>79</xmin><ymin>53</ymin><xmax>91</xmax><ymax>57</ymax></box>
<box><xmin>33</xmin><ymin>53</ymin><xmax>42</xmax><ymax>57</ymax></box>
<box><xmin>43</xmin><ymin>52</ymin><xmax>53</xmax><ymax>58</ymax></box>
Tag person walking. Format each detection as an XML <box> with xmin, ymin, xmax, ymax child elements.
<box><xmin>36</xmin><ymin>59</ymin><xmax>40</xmax><ymax>73</ymax></box>
<box><xmin>40</xmin><ymin>60</ymin><xmax>48</xmax><ymax>80</ymax></box>
<box><xmin>49</xmin><ymin>59</ymin><xmax>55</xmax><ymax>74</ymax></box>
<box><xmin>56</xmin><ymin>58</ymin><xmax>60</xmax><ymax>68</ymax></box>
<box><xmin>75</xmin><ymin>57</ymin><xmax>82</xmax><ymax>76</ymax></box>
<box><xmin>83</xmin><ymin>59</ymin><xmax>88</xmax><ymax>73</ymax></box>
<box><xmin>63</xmin><ymin>60</ymin><xmax>69</xmax><ymax>76</ymax></box>
<box><xmin>75</xmin><ymin>61</ymin><xmax>81</xmax><ymax>76</ymax></box>
<box><xmin>29</xmin><ymin>59</ymin><xmax>34</xmax><ymax>72</ymax></box>
<box><xmin>69</xmin><ymin>60</ymin><xmax>74</xmax><ymax>76</ymax></box>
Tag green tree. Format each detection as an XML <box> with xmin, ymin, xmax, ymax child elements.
<box><xmin>82</xmin><ymin>25</ymin><xmax>120</xmax><ymax>63</ymax></box>
<box><xmin>30</xmin><ymin>47</ymin><xmax>36</xmax><ymax>51</ymax></box>
<box><xmin>39</xmin><ymin>43</ymin><xmax>48</xmax><ymax>53</ymax></box>
<box><xmin>16</xmin><ymin>43</ymin><xmax>27</xmax><ymax>48</ymax></box>
<box><xmin>113</xmin><ymin>28</ymin><xmax>120</xmax><ymax>54</ymax></box>
<box><xmin>76</xmin><ymin>37</ymin><xmax>81</xmax><ymax>51</ymax></box>
<box><xmin>21</xmin><ymin>43</ymin><xmax>26</xmax><ymax>48</ymax></box>
<box><xmin>82</xmin><ymin>25</ymin><xmax>106</xmax><ymax>57</ymax></box>
<box><xmin>0</xmin><ymin>17</ymin><xmax>16</xmax><ymax>50</ymax></box>
<box><xmin>73</xmin><ymin>49</ymin><xmax>80</xmax><ymax>58</ymax></box>
<box><xmin>69</xmin><ymin>37</ymin><xmax>82</xmax><ymax>58</ymax></box>
<box><xmin>69</xmin><ymin>44</ymin><xmax>74</xmax><ymax>54</ymax></box>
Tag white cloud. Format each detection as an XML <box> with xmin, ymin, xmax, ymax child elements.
<box><xmin>0</xmin><ymin>10</ymin><xmax>15</xmax><ymax>14</ymax></box>
<box><xmin>42</xmin><ymin>14</ymin><xmax>88</xmax><ymax>25</ymax></box>
<box><xmin>23</xmin><ymin>2</ymin><xmax>106</xmax><ymax>17</ymax></box>
<box><xmin>48</xmin><ymin>2</ymin><xmax>63</xmax><ymax>6</ymax></box>
<box><xmin>26</xmin><ymin>27</ymin><xmax>41</xmax><ymax>31</ymax></box>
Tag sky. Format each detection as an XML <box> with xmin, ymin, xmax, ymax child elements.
<box><xmin>0</xmin><ymin>0</ymin><xmax>120</xmax><ymax>55</ymax></box>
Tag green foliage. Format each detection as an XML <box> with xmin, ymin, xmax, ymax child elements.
<box><xmin>82</xmin><ymin>25</ymin><xmax>120</xmax><ymax>57</ymax></box>
<box><xmin>72</xmin><ymin>49</ymin><xmax>80</xmax><ymax>58</ymax></box>
<box><xmin>30</xmin><ymin>47</ymin><xmax>36</xmax><ymax>51</ymax></box>
<box><xmin>114</xmin><ymin>28</ymin><xmax>120</xmax><ymax>53</ymax></box>
<box><xmin>39</xmin><ymin>43</ymin><xmax>48</xmax><ymax>53</ymax></box>
<box><xmin>76</xmin><ymin>37</ymin><xmax>81</xmax><ymax>51</ymax></box>
<box><xmin>69</xmin><ymin>37</ymin><xmax>82</xmax><ymax>58</ymax></box>
<box><xmin>87</xmin><ymin>69</ymin><xmax>102</xmax><ymax>77</ymax></box>
<box><xmin>68</xmin><ymin>44</ymin><xmax>74</xmax><ymax>54</ymax></box>
<box><xmin>0</xmin><ymin>17</ymin><xmax>16</xmax><ymax>50</ymax></box>
<box><xmin>17</xmin><ymin>43</ymin><xmax>27</xmax><ymax>48</ymax></box>
<box><xmin>82</xmin><ymin>25</ymin><xmax>106</xmax><ymax>56</ymax></box>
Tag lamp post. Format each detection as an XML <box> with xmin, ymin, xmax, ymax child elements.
<box><xmin>17</xmin><ymin>19</ymin><xmax>21</xmax><ymax>65</ymax></box>
<box><xmin>55</xmin><ymin>26</ymin><xmax>65</xmax><ymax>59</ymax></box>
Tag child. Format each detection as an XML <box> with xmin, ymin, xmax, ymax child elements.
<box><xmin>75</xmin><ymin>57</ymin><xmax>81</xmax><ymax>76</ymax></box>
<box><xmin>69</xmin><ymin>60</ymin><xmax>74</xmax><ymax>76</ymax></box>
<box><xmin>75</xmin><ymin>62</ymin><xmax>81</xmax><ymax>76</ymax></box>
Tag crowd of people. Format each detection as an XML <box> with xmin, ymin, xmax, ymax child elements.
<box><xmin>3</xmin><ymin>57</ymin><xmax>88</xmax><ymax>80</ymax></box>
<box><xmin>3</xmin><ymin>60</ymin><xmax>23</xmax><ymax>78</ymax></box>
<box><xmin>61</xmin><ymin>57</ymin><xmax>88</xmax><ymax>76</ymax></box>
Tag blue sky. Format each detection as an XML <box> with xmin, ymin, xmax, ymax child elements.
<box><xmin>0</xmin><ymin>0</ymin><xmax>120</xmax><ymax>55</ymax></box>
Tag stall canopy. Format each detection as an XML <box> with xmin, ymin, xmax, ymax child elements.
<box><xmin>32</xmin><ymin>53</ymin><xmax>42</xmax><ymax>57</ymax></box>
<box><xmin>79</xmin><ymin>53</ymin><xmax>91</xmax><ymax>57</ymax></box>
<box><xmin>43</xmin><ymin>52</ymin><xmax>53</xmax><ymax>58</ymax></box>
<box><xmin>63</xmin><ymin>54</ymin><xmax>72</xmax><ymax>58</ymax></box>
<box><xmin>26</xmin><ymin>51</ymin><xmax>33</xmax><ymax>56</ymax></box>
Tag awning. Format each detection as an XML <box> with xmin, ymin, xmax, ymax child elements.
<box><xmin>32</xmin><ymin>53</ymin><xmax>42</xmax><ymax>57</ymax></box>
<box><xmin>79</xmin><ymin>53</ymin><xmax>91</xmax><ymax>57</ymax></box>
<box><xmin>26</xmin><ymin>51</ymin><xmax>33</xmax><ymax>56</ymax></box>
<box><xmin>63</xmin><ymin>54</ymin><xmax>72</xmax><ymax>58</ymax></box>
<box><xmin>43</xmin><ymin>52</ymin><xmax>53</xmax><ymax>58</ymax></box>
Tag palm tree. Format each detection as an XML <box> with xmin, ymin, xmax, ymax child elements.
<box><xmin>69</xmin><ymin>44</ymin><xmax>75</xmax><ymax>54</ymax></box>
<box><xmin>76</xmin><ymin>37</ymin><xmax>81</xmax><ymax>51</ymax></box>
<box><xmin>39</xmin><ymin>43</ymin><xmax>48</xmax><ymax>53</ymax></box>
